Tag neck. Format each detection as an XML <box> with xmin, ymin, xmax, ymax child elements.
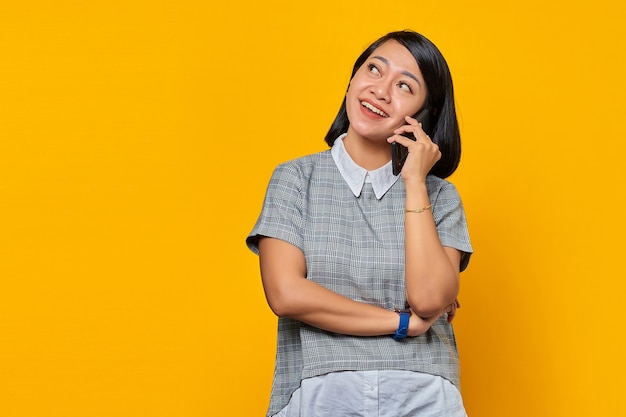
<box><xmin>343</xmin><ymin>130</ymin><xmax>391</xmax><ymax>170</ymax></box>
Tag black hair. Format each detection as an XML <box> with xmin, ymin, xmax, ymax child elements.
<box><xmin>324</xmin><ymin>30</ymin><xmax>461</xmax><ymax>179</ymax></box>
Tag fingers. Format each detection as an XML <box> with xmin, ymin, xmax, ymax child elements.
<box><xmin>445</xmin><ymin>299</ymin><xmax>461</xmax><ymax>323</ymax></box>
<box><xmin>387</xmin><ymin>116</ymin><xmax>440</xmax><ymax>179</ymax></box>
<box><xmin>446</xmin><ymin>312</ymin><xmax>456</xmax><ymax>323</ymax></box>
<box><xmin>388</xmin><ymin>116</ymin><xmax>432</xmax><ymax>145</ymax></box>
<box><xmin>387</xmin><ymin>129</ymin><xmax>441</xmax><ymax>164</ymax></box>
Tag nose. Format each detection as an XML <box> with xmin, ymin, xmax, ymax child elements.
<box><xmin>372</xmin><ymin>79</ymin><xmax>392</xmax><ymax>103</ymax></box>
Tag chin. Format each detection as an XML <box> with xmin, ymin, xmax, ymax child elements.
<box><xmin>353</xmin><ymin>130</ymin><xmax>391</xmax><ymax>144</ymax></box>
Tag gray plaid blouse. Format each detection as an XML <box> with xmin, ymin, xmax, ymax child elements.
<box><xmin>247</xmin><ymin>138</ymin><xmax>473</xmax><ymax>416</ymax></box>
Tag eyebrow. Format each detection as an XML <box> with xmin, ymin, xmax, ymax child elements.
<box><xmin>372</xmin><ymin>55</ymin><xmax>422</xmax><ymax>86</ymax></box>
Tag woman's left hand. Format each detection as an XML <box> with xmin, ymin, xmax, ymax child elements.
<box><xmin>387</xmin><ymin>115</ymin><xmax>441</xmax><ymax>182</ymax></box>
<box><xmin>444</xmin><ymin>298</ymin><xmax>461</xmax><ymax>323</ymax></box>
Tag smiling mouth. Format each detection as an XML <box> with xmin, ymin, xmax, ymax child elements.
<box><xmin>361</xmin><ymin>101</ymin><xmax>388</xmax><ymax>118</ymax></box>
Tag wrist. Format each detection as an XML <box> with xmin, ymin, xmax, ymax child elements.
<box><xmin>402</xmin><ymin>176</ymin><xmax>427</xmax><ymax>188</ymax></box>
<box><xmin>404</xmin><ymin>181</ymin><xmax>430</xmax><ymax>211</ymax></box>
<box><xmin>404</xmin><ymin>181</ymin><xmax>428</xmax><ymax>202</ymax></box>
<box><xmin>392</xmin><ymin>309</ymin><xmax>411</xmax><ymax>340</ymax></box>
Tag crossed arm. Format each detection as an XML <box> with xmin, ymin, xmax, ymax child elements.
<box><xmin>258</xmin><ymin>235</ymin><xmax>461</xmax><ymax>338</ymax></box>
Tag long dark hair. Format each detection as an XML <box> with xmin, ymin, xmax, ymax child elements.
<box><xmin>324</xmin><ymin>30</ymin><xmax>461</xmax><ymax>179</ymax></box>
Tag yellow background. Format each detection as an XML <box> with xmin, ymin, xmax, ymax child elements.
<box><xmin>1</xmin><ymin>1</ymin><xmax>625</xmax><ymax>416</ymax></box>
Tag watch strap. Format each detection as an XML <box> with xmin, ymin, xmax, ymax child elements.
<box><xmin>393</xmin><ymin>310</ymin><xmax>411</xmax><ymax>340</ymax></box>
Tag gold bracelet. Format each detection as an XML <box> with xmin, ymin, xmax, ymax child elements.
<box><xmin>405</xmin><ymin>204</ymin><xmax>432</xmax><ymax>213</ymax></box>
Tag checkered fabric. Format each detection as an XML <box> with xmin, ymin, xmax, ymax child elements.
<box><xmin>247</xmin><ymin>149</ymin><xmax>472</xmax><ymax>416</ymax></box>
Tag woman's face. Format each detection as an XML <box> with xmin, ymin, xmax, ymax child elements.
<box><xmin>345</xmin><ymin>40</ymin><xmax>427</xmax><ymax>142</ymax></box>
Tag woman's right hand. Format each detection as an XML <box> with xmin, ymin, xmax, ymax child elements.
<box><xmin>407</xmin><ymin>309</ymin><xmax>443</xmax><ymax>337</ymax></box>
<box><xmin>406</xmin><ymin>297</ymin><xmax>460</xmax><ymax>336</ymax></box>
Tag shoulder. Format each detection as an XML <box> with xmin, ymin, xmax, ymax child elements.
<box><xmin>276</xmin><ymin>149</ymin><xmax>332</xmax><ymax>169</ymax></box>
<box><xmin>271</xmin><ymin>150</ymin><xmax>334</xmax><ymax>181</ymax></box>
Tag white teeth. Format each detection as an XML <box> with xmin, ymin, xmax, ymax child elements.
<box><xmin>361</xmin><ymin>101</ymin><xmax>388</xmax><ymax>117</ymax></box>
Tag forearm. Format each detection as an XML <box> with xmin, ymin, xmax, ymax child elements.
<box><xmin>403</xmin><ymin>180</ymin><xmax>459</xmax><ymax>317</ymax></box>
<box><xmin>267</xmin><ymin>277</ymin><xmax>438</xmax><ymax>337</ymax></box>
<box><xmin>267</xmin><ymin>276</ymin><xmax>400</xmax><ymax>336</ymax></box>
<box><xmin>259</xmin><ymin>237</ymin><xmax>433</xmax><ymax>337</ymax></box>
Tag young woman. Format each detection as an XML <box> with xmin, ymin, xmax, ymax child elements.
<box><xmin>247</xmin><ymin>30</ymin><xmax>473</xmax><ymax>417</ymax></box>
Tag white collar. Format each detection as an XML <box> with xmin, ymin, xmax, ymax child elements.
<box><xmin>331</xmin><ymin>134</ymin><xmax>400</xmax><ymax>200</ymax></box>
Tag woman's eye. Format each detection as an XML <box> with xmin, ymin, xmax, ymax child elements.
<box><xmin>368</xmin><ymin>64</ymin><xmax>380</xmax><ymax>75</ymax></box>
<box><xmin>398</xmin><ymin>82</ymin><xmax>412</xmax><ymax>93</ymax></box>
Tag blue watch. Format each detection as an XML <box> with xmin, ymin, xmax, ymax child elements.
<box><xmin>393</xmin><ymin>310</ymin><xmax>411</xmax><ymax>340</ymax></box>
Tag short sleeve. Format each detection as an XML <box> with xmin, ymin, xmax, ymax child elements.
<box><xmin>429</xmin><ymin>180</ymin><xmax>473</xmax><ymax>271</ymax></box>
<box><xmin>246</xmin><ymin>162</ymin><xmax>304</xmax><ymax>255</ymax></box>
